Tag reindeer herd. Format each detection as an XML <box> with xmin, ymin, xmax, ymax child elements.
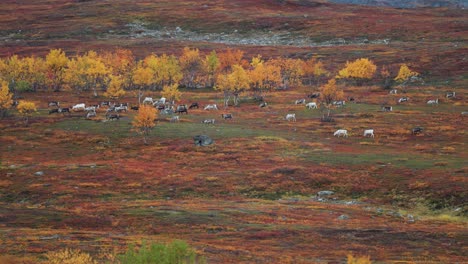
<box><xmin>43</xmin><ymin>89</ymin><xmax>461</xmax><ymax>139</ymax></box>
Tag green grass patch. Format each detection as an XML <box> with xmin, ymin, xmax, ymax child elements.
<box><xmin>118</xmin><ymin>240</ymin><xmax>206</xmax><ymax>264</ymax></box>
<box><xmin>293</xmin><ymin>151</ymin><xmax>465</xmax><ymax>170</ymax></box>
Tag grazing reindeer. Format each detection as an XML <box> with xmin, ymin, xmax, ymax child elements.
<box><xmin>334</xmin><ymin>129</ymin><xmax>348</xmax><ymax>138</ymax></box>
<box><xmin>285</xmin><ymin>113</ymin><xmax>296</xmax><ymax>122</ymax></box>
<box><xmin>48</xmin><ymin>101</ymin><xmax>60</xmax><ymax>107</ymax></box>
<box><xmin>221</xmin><ymin>113</ymin><xmax>233</xmax><ymax>120</ymax></box>
<box><xmin>295</xmin><ymin>99</ymin><xmax>306</xmax><ymax>105</ymax></box>
<box><xmin>363</xmin><ymin>129</ymin><xmax>374</xmax><ymax>138</ymax></box>
<box><xmin>202</xmin><ymin>119</ymin><xmax>215</xmax><ymax>124</ymax></box>
<box><xmin>189</xmin><ymin>102</ymin><xmax>199</xmax><ymax>109</ymax></box>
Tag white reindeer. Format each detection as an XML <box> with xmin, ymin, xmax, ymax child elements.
<box><xmin>363</xmin><ymin>129</ymin><xmax>374</xmax><ymax>138</ymax></box>
<box><xmin>334</xmin><ymin>129</ymin><xmax>348</xmax><ymax>138</ymax></box>
<box><xmin>285</xmin><ymin>113</ymin><xmax>296</xmax><ymax>122</ymax></box>
<box><xmin>204</xmin><ymin>104</ymin><xmax>218</xmax><ymax>110</ymax></box>
<box><xmin>306</xmin><ymin>102</ymin><xmax>318</xmax><ymax>109</ymax></box>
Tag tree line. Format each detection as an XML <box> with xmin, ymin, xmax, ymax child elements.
<box><xmin>0</xmin><ymin>47</ymin><xmax>418</xmax><ymax>109</ymax></box>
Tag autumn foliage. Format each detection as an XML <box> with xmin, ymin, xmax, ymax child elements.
<box><xmin>394</xmin><ymin>64</ymin><xmax>419</xmax><ymax>83</ymax></box>
<box><xmin>0</xmin><ymin>81</ymin><xmax>12</xmax><ymax>116</ymax></box>
<box><xmin>45</xmin><ymin>248</ymin><xmax>97</xmax><ymax>264</ymax></box>
<box><xmin>337</xmin><ymin>58</ymin><xmax>377</xmax><ymax>85</ymax></box>
<box><xmin>16</xmin><ymin>100</ymin><xmax>36</xmax><ymax>125</ymax></box>
<box><xmin>104</xmin><ymin>75</ymin><xmax>126</xmax><ymax>99</ymax></box>
<box><xmin>132</xmin><ymin>105</ymin><xmax>157</xmax><ymax>144</ymax></box>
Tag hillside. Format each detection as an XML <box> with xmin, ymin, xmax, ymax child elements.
<box><xmin>328</xmin><ymin>0</ymin><xmax>468</xmax><ymax>8</ymax></box>
<box><xmin>1</xmin><ymin>0</ymin><xmax>467</xmax><ymax>84</ymax></box>
<box><xmin>0</xmin><ymin>0</ymin><xmax>467</xmax><ymax>263</ymax></box>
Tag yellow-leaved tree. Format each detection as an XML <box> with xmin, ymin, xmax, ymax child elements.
<box><xmin>0</xmin><ymin>81</ymin><xmax>13</xmax><ymax>117</ymax></box>
<box><xmin>215</xmin><ymin>64</ymin><xmax>250</xmax><ymax>107</ymax></box>
<box><xmin>82</xmin><ymin>51</ymin><xmax>110</xmax><ymax>97</ymax></box>
<box><xmin>347</xmin><ymin>254</ymin><xmax>372</xmax><ymax>264</ymax></box>
<box><xmin>248</xmin><ymin>56</ymin><xmax>281</xmax><ymax>99</ymax></box>
<box><xmin>45</xmin><ymin>49</ymin><xmax>69</xmax><ymax>92</ymax></box>
<box><xmin>394</xmin><ymin>64</ymin><xmax>419</xmax><ymax>83</ymax></box>
<box><xmin>269</xmin><ymin>58</ymin><xmax>305</xmax><ymax>89</ymax></box>
<box><xmin>161</xmin><ymin>84</ymin><xmax>182</xmax><ymax>104</ymax></box>
<box><xmin>202</xmin><ymin>50</ymin><xmax>220</xmax><ymax>88</ymax></box>
<box><xmin>17</xmin><ymin>100</ymin><xmax>37</xmax><ymax>125</ymax></box>
<box><xmin>104</xmin><ymin>75</ymin><xmax>126</xmax><ymax>99</ymax></box>
<box><xmin>132</xmin><ymin>105</ymin><xmax>157</xmax><ymax>144</ymax></box>
<box><xmin>337</xmin><ymin>58</ymin><xmax>376</xmax><ymax>86</ymax></box>
<box><xmin>179</xmin><ymin>47</ymin><xmax>202</xmax><ymax>88</ymax></box>
<box><xmin>320</xmin><ymin>78</ymin><xmax>344</xmax><ymax>121</ymax></box>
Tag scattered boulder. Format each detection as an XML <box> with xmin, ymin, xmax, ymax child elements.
<box><xmin>338</xmin><ymin>214</ymin><xmax>349</xmax><ymax>220</ymax></box>
<box><xmin>34</xmin><ymin>171</ymin><xmax>44</xmax><ymax>176</ymax></box>
<box><xmin>317</xmin><ymin>190</ymin><xmax>334</xmax><ymax>196</ymax></box>
<box><xmin>39</xmin><ymin>234</ymin><xmax>59</xmax><ymax>240</ymax></box>
<box><xmin>194</xmin><ymin>135</ymin><xmax>213</xmax><ymax>146</ymax></box>
<box><xmin>407</xmin><ymin>214</ymin><xmax>415</xmax><ymax>223</ymax></box>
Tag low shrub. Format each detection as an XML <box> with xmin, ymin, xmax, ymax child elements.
<box><xmin>45</xmin><ymin>248</ymin><xmax>97</xmax><ymax>264</ymax></box>
<box><xmin>118</xmin><ymin>240</ymin><xmax>205</xmax><ymax>264</ymax></box>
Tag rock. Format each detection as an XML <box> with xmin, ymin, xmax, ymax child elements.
<box><xmin>387</xmin><ymin>211</ymin><xmax>402</xmax><ymax>218</ymax></box>
<box><xmin>376</xmin><ymin>208</ymin><xmax>384</xmax><ymax>214</ymax></box>
<box><xmin>39</xmin><ymin>234</ymin><xmax>59</xmax><ymax>240</ymax></box>
<box><xmin>317</xmin><ymin>190</ymin><xmax>334</xmax><ymax>196</ymax></box>
<box><xmin>194</xmin><ymin>135</ymin><xmax>213</xmax><ymax>146</ymax></box>
<box><xmin>9</xmin><ymin>165</ymin><xmax>16</xmax><ymax>169</ymax></box>
<box><xmin>338</xmin><ymin>214</ymin><xmax>349</xmax><ymax>220</ymax></box>
<box><xmin>407</xmin><ymin>214</ymin><xmax>415</xmax><ymax>223</ymax></box>
<box><xmin>34</xmin><ymin>171</ymin><xmax>44</xmax><ymax>176</ymax></box>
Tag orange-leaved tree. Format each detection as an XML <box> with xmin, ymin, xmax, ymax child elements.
<box><xmin>132</xmin><ymin>105</ymin><xmax>157</xmax><ymax>144</ymax></box>
<box><xmin>303</xmin><ymin>56</ymin><xmax>328</xmax><ymax>86</ymax></box>
<box><xmin>101</xmin><ymin>49</ymin><xmax>135</xmax><ymax>89</ymax></box>
<box><xmin>215</xmin><ymin>64</ymin><xmax>250</xmax><ymax>107</ymax></box>
<box><xmin>218</xmin><ymin>48</ymin><xmax>245</xmax><ymax>74</ymax></box>
<box><xmin>319</xmin><ymin>78</ymin><xmax>344</xmax><ymax>120</ymax></box>
<box><xmin>17</xmin><ymin>100</ymin><xmax>37</xmax><ymax>125</ymax></box>
<box><xmin>0</xmin><ymin>81</ymin><xmax>13</xmax><ymax>117</ymax></box>
<box><xmin>337</xmin><ymin>58</ymin><xmax>376</xmax><ymax>86</ymax></box>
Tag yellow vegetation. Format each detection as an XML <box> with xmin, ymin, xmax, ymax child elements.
<box><xmin>132</xmin><ymin>105</ymin><xmax>157</xmax><ymax>144</ymax></box>
<box><xmin>45</xmin><ymin>248</ymin><xmax>97</xmax><ymax>264</ymax></box>
<box><xmin>347</xmin><ymin>254</ymin><xmax>372</xmax><ymax>264</ymax></box>
<box><xmin>0</xmin><ymin>81</ymin><xmax>13</xmax><ymax>111</ymax></box>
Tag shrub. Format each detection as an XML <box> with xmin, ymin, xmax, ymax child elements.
<box><xmin>15</xmin><ymin>80</ymin><xmax>33</xmax><ymax>92</ymax></box>
<box><xmin>118</xmin><ymin>240</ymin><xmax>205</xmax><ymax>264</ymax></box>
<box><xmin>347</xmin><ymin>254</ymin><xmax>372</xmax><ymax>264</ymax></box>
<box><xmin>45</xmin><ymin>248</ymin><xmax>97</xmax><ymax>264</ymax></box>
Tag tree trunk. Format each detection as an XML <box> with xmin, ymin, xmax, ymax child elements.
<box><xmin>223</xmin><ymin>91</ymin><xmax>230</xmax><ymax>107</ymax></box>
<box><xmin>233</xmin><ymin>93</ymin><xmax>240</xmax><ymax>106</ymax></box>
<box><xmin>138</xmin><ymin>89</ymin><xmax>143</xmax><ymax>105</ymax></box>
